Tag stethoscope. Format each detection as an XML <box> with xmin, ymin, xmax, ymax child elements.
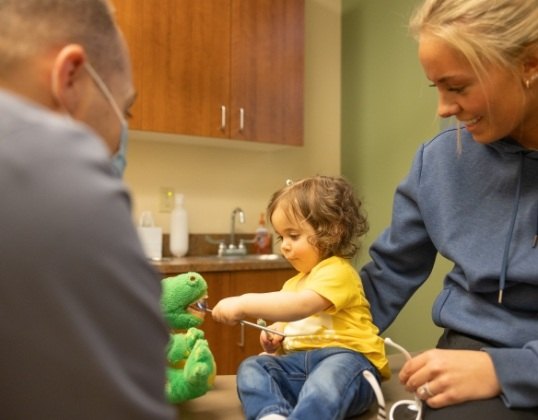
<box><xmin>192</xmin><ymin>301</ymin><xmax>310</xmax><ymax>337</ymax></box>
<box><xmin>362</xmin><ymin>338</ymin><xmax>423</xmax><ymax>420</ymax></box>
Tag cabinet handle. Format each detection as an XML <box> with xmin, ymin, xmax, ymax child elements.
<box><xmin>237</xmin><ymin>323</ymin><xmax>245</xmax><ymax>348</ymax></box>
<box><xmin>221</xmin><ymin>105</ymin><xmax>227</xmax><ymax>131</ymax></box>
<box><xmin>239</xmin><ymin>107</ymin><xmax>245</xmax><ymax>132</ymax></box>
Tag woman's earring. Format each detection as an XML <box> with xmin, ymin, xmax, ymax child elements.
<box><xmin>526</xmin><ymin>73</ymin><xmax>538</xmax><ymax>89</ymax></box>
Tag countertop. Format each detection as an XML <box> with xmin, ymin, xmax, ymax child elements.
<box><xmin>152</xmin><ymin>254</ymin><xmax>293</xmax><ymax>274</ymax></box>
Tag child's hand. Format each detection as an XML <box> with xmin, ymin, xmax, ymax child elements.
<box><xmin>211</xmin><ymin>296</ymin><xmax>245</xmax><ymax>325</ymax></box>
<box><xmin>260</xmin><ymin>324</ymin><xmax>284</xmax><ymax>354</ymax></box>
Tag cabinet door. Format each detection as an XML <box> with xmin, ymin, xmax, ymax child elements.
<box><xmin>115</xmin><ymin>0</ymin><xmax>231</xmax><ymax>138</ymax></box>
<box><xmin>197</xmin><ymin>271</ymin><xmax>234</xmax><ymax>374</ymax></box>
<box><xmin>114</xmin><ymin>0</ymin><xmax>143</xmax><ymax>129</ymax></box>
<box><xmin>230</xmin><ymin>0</ymin><xmax>304</xmax><ymax>145</ymax></box>
<box><xmin>201</xmin><ymin>269</ymin><xmax>295</xmax><ymax>374</ymax></box>
<box><xmin>227</xmin><ymin>269</ymin><xmax>295</xmax><ymax>370</ymax></box>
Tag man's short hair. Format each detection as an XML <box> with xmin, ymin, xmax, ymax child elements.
<box><xmin>0</xmin><ymin>0</ymin><xmax>124</xmax><ymax>77</ymax></box>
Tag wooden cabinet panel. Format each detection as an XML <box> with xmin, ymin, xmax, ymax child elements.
<box><xmin>115</xmin><ymin>0</ymin><xmax>231</xmax><ymax>138</ymax></box>
<box><xmin>230</xmin><ymin>0</ymin><xmax>304</xmax><ymax>145</ymax></box>
<box><xmin>114</xmin><ymin>0</ymin><xmax>304</xmax><ymax>146</ymax></box>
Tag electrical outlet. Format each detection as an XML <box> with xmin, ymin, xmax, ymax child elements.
<box><xmin>159</xmin><ymin>187</ymin><xmax>175</xmax><ymax>212</ymax></box>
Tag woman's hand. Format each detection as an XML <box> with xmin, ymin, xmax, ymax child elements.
<box><xmin>399</xmin><ymin>349</ymin><xmax>501</xmax><ymax>408</ymax></box>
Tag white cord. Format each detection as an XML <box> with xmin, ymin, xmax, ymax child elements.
<box><xmin>384</xmin><ymin>337</ymin><xmax>413</xmax><ymax>360</ymax></box>
<box><xmin>362</xmin><ymin>370</ymin><xmax>387</xmax><ymax>420</ymax></box>
<box><xmin>363</xmin><ymin>338</ymin><xmax>423</xmax><ymax>420</ymax></box>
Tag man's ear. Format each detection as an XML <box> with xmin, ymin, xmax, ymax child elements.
<box><xmin>50</xmin><ymin>44</ymin><xmax>88</xmax><ymax>113</ymax></box>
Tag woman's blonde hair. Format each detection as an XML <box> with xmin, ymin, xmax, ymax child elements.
<box><xmin>410</xmin><ymin>0</ymin><xmax>538</xmax><ymax>79</ymax></box>
<box><xmin>266</xmin><ymin>176</ymin><xmax>368</xmax><ymax>260</ymax></box>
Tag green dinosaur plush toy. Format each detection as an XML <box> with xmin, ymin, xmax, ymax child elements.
<box><xmin>161</xmin><ymin>272</ymin><xmax>216</xmax><ymax>403</ymax></box>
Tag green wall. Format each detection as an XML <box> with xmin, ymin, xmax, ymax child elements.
<box><xmin>342</xmin><ymin>0</ymin><xmax>451</xmax><ymax>351</ymax></box>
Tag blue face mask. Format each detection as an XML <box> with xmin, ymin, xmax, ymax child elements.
<box><xmin>84</xmin><ymin>62</ymin><xmax>129</xmax><ymax>178</ymax></box>
<box><xmin>111</xmin><ymin>121</ymin><xmax>129</xmax><ymax>177</ymax></box>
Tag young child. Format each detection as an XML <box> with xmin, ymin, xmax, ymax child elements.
<box><xmin>211</xmin><ymin>176</ymin><xmax>389</xmax><ymax>420</ymax></box>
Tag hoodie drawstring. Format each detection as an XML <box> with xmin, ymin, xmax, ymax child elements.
<box><xmin>498</xmin><ymin>153</ymin><xmax>525</xmax><ymax>304</ymax></box>
<box><xmin>534</xmin><ymin>214</ymin><xmax>538</xmax><ymax>248</ymax></box>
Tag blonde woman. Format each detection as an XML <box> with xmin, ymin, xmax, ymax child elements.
<box><xmin>361</xmin><ymin>0</ymin><xmax>538</xmax><ymax>418</ymax></box>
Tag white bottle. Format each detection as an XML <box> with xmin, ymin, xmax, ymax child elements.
<box><xmin>137</xmin><ymin>211</ymin><xmax>162</xmax><ymax>260</ymax></box>
<box><xmin>169</xmin><ymin>194</ymin><xmax>189</xmax><ymax>257</ymax></box>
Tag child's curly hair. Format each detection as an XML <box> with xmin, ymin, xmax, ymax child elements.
<box><xmin>266</xmin><ymin>175</ymin><xmax>368</xmax><ymax>260</ymax></box>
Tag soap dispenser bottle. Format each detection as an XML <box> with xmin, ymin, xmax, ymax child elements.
<box><xmin>170</xmin><ymin>194</ymin><xmax>189</xmax><ymax>258</ymax></box>
<box><xmin>254</xmin><ymin>213</ymin><xmax>271</xmax><ymax>254</ymax></box>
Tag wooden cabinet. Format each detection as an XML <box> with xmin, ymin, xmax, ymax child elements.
<box><xmin>114</xmin><ymin>0</ymin><xmax>304</xmax><ymax>146</ymax></box>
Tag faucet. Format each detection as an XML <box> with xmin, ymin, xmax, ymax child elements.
<box><xmin>205</xmin><ymin>207</ymin><xmax>251</xmax><ymax>256</ymax></box>
<box><xmin>220</xmin><ymin>207</ymin><xmax>248</xmax><ymax>256</ymax></box>
<box><xmin>229</xmin><ymin>207</ymin><xmax>245</xmax><ymax>249</ymax></box>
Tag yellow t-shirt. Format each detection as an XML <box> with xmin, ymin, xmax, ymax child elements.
<box><xmin>281</xmin><ymin>256</ymin><xmax>390</xmax><ymax>379</ymax></box>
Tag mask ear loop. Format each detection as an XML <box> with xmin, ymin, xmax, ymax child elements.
<box><xmin>362</xmin><ymin>337</ymin><xmax>423</xmax><ymax>420</ymax></box>
<box><xmin>83</xmin><ymin>62</ymin><xmax>126</xmax><ymax>125</ymax></box>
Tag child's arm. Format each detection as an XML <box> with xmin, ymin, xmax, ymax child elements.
<box><xmin>211</xmin><ymin>289</ymin><xmax>331</xmax><ymax>325</ymax></box>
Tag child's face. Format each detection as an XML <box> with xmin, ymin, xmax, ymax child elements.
<box><xmin>271</xmin><ymin>204</ymin><xmax>321</xmax><ymax>274</ymax></box>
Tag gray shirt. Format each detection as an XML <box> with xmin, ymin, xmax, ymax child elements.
<box><xmin>0</xmin><ymin>90</ymin><xmax>175</xmax><ymax>419</ymax></box>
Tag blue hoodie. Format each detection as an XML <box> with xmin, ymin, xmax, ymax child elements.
<box><xmin>361</xmin><ymin>127</ymin><xmax>538</xmax><ymax>409</ymax></box>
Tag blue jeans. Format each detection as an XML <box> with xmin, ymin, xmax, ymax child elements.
<box><xmin>236</xmin><ymin>347</ymin><xmax>379</xmax><ymax>420</ymax></box>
